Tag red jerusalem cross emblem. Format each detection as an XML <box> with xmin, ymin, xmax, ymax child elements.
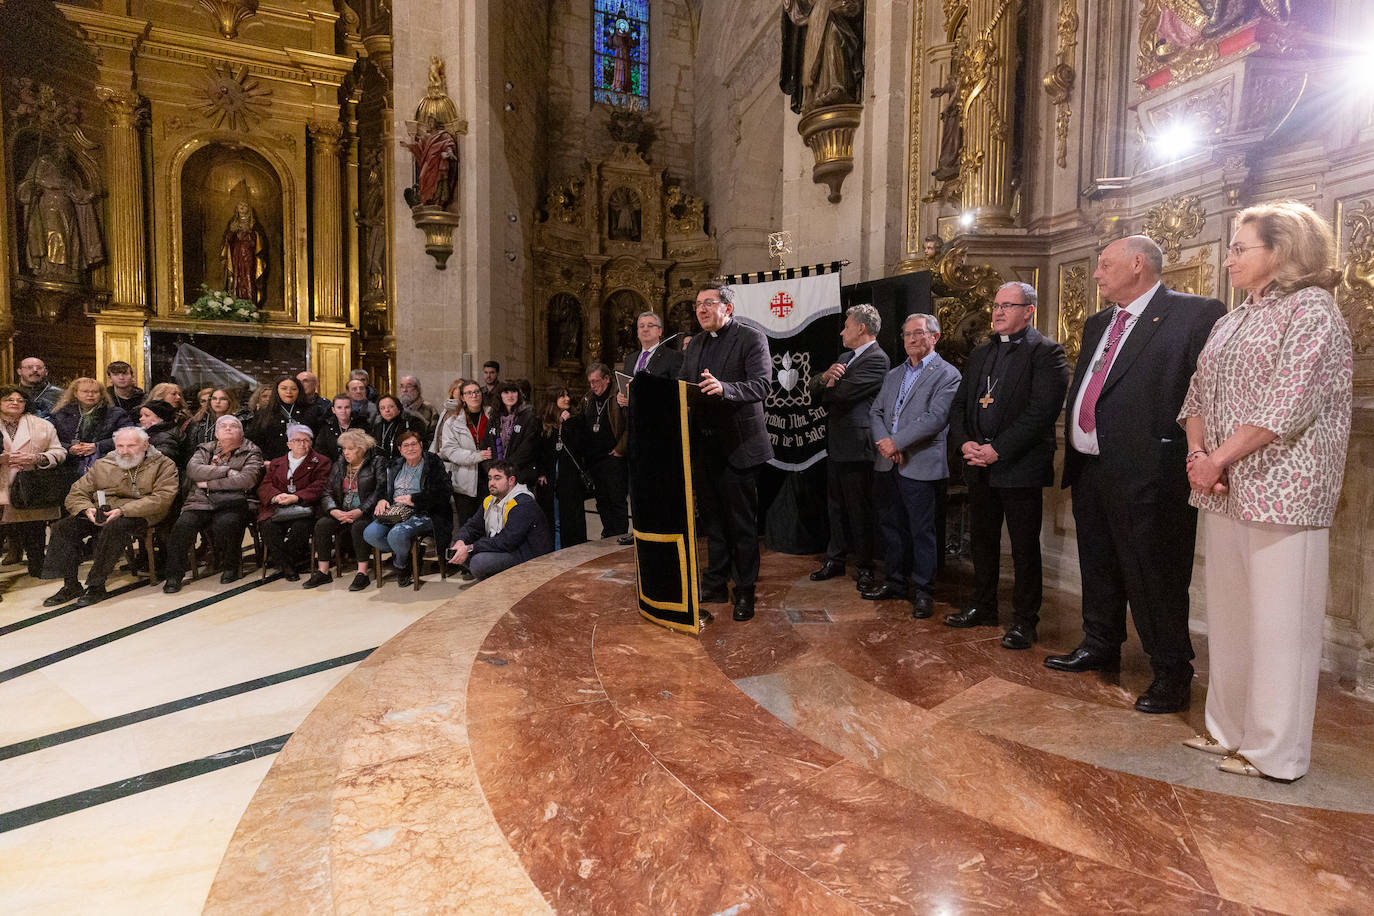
<box><xmin>769</xmin><ymin>291</ymin><xmax>794</xmax><ymax>318</ymax></box>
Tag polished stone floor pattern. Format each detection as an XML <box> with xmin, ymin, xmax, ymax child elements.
<box><xmin>203</xmin><ymin>547</ymin><xmax>1374</xmax><ymax>915</ymax></box>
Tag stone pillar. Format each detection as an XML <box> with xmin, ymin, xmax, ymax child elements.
<box><xmin>97</xmin><ymin>88</ymin><xmax>148</xmax><ymax>311</ymax></box>
<box><xmin>308</xmin><ymin>121</ymin><xmax>345</xmax><ymax>323</ymax></box>
<box><xmin>959</xmin><ymin>0</ymin><xmax>1020</xmax><ymax>226</ymax></box>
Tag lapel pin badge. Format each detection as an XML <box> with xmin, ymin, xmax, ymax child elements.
<box><xmin>1153</xmin><ymin>316</ymin><xmax>1160</xmax><ymax>322</ymax></box>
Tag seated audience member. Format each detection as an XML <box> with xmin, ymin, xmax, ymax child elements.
<box><xmin>0</xmin><ymin>385</ymin><xmax>67</xmax><ymax>580</ymax></box>
<box><xmin>18</xmin><ymin>357</ymin><xmax>63</xmax><ymax>418</ymax></box>
<box><xmin>293</xmin><ymin>371</ymin><xmax>330</xmax><ymax>429</ymax></box>
<box><xmin>483</xmin><ymin>382</ymin><xmax>538</xmax><ymax>485</ymax></box>
<box><xmin>535</xmin><ymin>387</ymin><xmax>588</xmax><ymax>549</ymax></box>
<box><xmin>398</xmin><ymin>375</ymin><xmax>438</xmax><ymax>436</ymax></box>
<box><xmin>348</xmin><ymin>368</ymin><xmax>379</xmax><ymax>404</ymax></box>
<box><xmin>449</xmin><ymin>462</ymin><xmax>553</xmax><ymax>580</ymax></box>
<box><xmin>247</xmin><ymin>375</ymin><xmax>314</xmax><ymax>461</ymax></box>
<box><xmin>42</xmin><ymin>427</ymin><xmax>178</xmax><ymax>608</ymax></box>
<box><xmin>257</xmin><ymin>424</ymin><xmax>331</xmax><ymax>581</ymax></box>
<box><xmin>162</xmin><ymin>415</ymin><xmax>264</xmax><ymax>593</ymax></box>
<box><xmin>362</xmin><ymin>429</ymin><xmax>451</xmax><ymax>588</ymax></box>
<box><xmin>50</xmin><ymin>377</ymin><xmax>134</xmax><ymax>476</ymax></box>
<box><xmin>139</xmin><ymin>400</ymin><xmax>188</xmax><ymax>469</ymax></box>
<box><xmin>144</xmin><ymin>382</ymin><xmax>189</xmax><ymax>424</ymax></box>
<box><xmin>372</xmin><ymin>394</ymin><xmax>428</xmax><ymax>460</ymax></box>
<box><xmin>105</xmin><ymin>361</ymin><xmax>144</xmax><ymax>412</ymax></box>
<box><xmin>431</xmin><ymin>379</ymin><xmax>491</xmax><ymax>535</ymax></box>
<box><xmin>314</xmin><ymin>394</ymin><xmax>358</xmax><ymax>462</ymax></box>
<box><xmin>305</xmin><ymin>429</ymin><xmax>384</xmax><ymax>591</ymax></box>
<box><xmin>184</xmin><ymin>388</ymin><xmax>239</xmax><ymax>450</ymax></box>
<box><xmin>239</xmin><ymin>385</ymin><xmax>271</xmax><ymax>426</ymax></box>
<box><xmin>342</xmin><ymin>376</ymin><xmax>379</xmax><ymax>427</ymax></box>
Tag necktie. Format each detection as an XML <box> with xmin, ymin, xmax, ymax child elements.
<box><xmin>1076</xmin><ymin>309</ymin><xmax>1132</xmax><ymax>434</ymax></box>
<box><xmin>635</xmin><ymin>350</ymin><xmax>649</xmax><ymax>373</ymax></box>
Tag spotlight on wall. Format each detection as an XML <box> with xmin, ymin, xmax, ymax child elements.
<box><xmin>504</xmin><ymin>102</ymin><xmax>516</xmax><ymax>112</ymax></box>
<box><xmin>1153</xmin><ymin>121</ymin><xmax>1199</xmax><ymax>162</ymax></box>
<box><xmin>507</xmin><ymin>211</ymin><xmax>519</xmax><ymax>223</ymax></box>
<box><xmin>504</xmin><ymin>81</ymin><xmax>514</xmax><ymax>91</ymax></box>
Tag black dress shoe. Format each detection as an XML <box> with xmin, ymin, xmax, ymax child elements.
<box><xmin>283</xmin><ymin>568</ymin><xmax>301</xmax><ymax>582</ymax></box>
<box><xmin>699</xmin><ymin>587</ymin><xmax>729</xmax><ymax>604</ymax></box>
<box><xmin>73</xmin><ymin>586</ymin><xmax>109</xmax><ymax>608</ymax></box>
<box><xmin>348</xmin><ymin>572</ymin><xmax>370</xmax><ymax>591</ymax></box>
<box><xmin>944</xmin><ymin>607</ymin><xmax>998</xmax><ymax>628</ymax></box>
<box><xmin>396</xmin><ymin>569</ymin><xmax>413</xmax><ymax>588</ymax></box>
<box><xmin>44</xmin><ymin>583</ymin><xmax>85</xmax><ymax>607</ymax></box>
<box><xmin>732</xmin><ymin>591</ymin><xmax>755</xmax><ymax>621</ymax></box>
<box><xmin>302</xmin><ymin>570</ymin><xmax>332</xmax><ymax>589</ymax></box>
<box><xmin>809</xmin><ymin>560</ymin><xmax>845</xmax><ymax>581</ymax></box>
<box><xmin>1134</xmin><ymin>670</ymin><xmax>1193</xmax><ymax>714</ymax></box>
<box><xmin>163</xmin><ymin>579</ymin><xmax>183</xmax><ymax>594</ymax></box>
<box><xmin>617</xmin><ymin>534</ymin><xmax>634</xmax><ymax>546</ymax></box>
<box><xmin>860</xmin><ymin>583</ymin><xmax>908</xmax><ymax>601</ymax></box>
<box><xmin>1043</xmin><ymin>646</ymin><xmax>1121</xmax><ymax>673</ymax></box>
<box><xmin>911</xmin><ymin>595</ymin><xmax>934</xmax><ymax>618</ymax></box>
<box><xmin>855</xmin><ymin>569</ymin><xmax>876</xmax><ymax>592</ymax></box>
<box><xmin>1001</xmin><ymin>623</ymin><xmax>1037</xmax><ymax>650</ymax></box>
<box><xmin>220</xmin><ymin>569</ymin><xmax>242</xmax><ymax>585</ymax></box>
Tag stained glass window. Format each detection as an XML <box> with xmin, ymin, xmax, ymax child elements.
<box><xmin>593</xmin><ymin>0</ymin><xmax>648</xmax><ymax>109</ymax></box>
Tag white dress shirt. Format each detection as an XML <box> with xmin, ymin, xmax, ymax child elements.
<box><xmin>1068</xmin><ymin>281</ymin><xmax>1160</xmax><ymax>456</ymax></box>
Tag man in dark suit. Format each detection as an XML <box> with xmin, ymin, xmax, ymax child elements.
<box><xmin>809</xmin><ymin>304</ymin><xmax>890</xmax><ymax>591</ymax></box>
<box><xmin>863</xmin><ymin>313</ymin><xmax>961</xmax><ymax>618</ymax></box>
<box><xmin>679</xmin><ymin>286</ymin><xmax>773</xmax><ymax>621</ymax></box>
<box><xmin>945</xmin><ymin>282</ymin><xmax>1069</xmax><ymax>649</ymax></box>
<box><xmin>1047</xmin><ymin>235</ymin><xmax>1227</xmax><ymax>714</ymax></box>
<box><xmin>615</xmin><ymin>311</ymin><xmax>685</xmax><ymax>544</ymax></box>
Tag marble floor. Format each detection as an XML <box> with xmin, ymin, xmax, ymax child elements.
<box><xmin>178</xmin><ymin>546</ymin><xmax>1374</xmax><ymax>915</ymax></box>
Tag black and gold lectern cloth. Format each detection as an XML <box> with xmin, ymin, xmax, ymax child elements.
<box><xmin>626</xmin><ymin>373</ymin><xmax>701</xmax><ymax>633</ymax></box>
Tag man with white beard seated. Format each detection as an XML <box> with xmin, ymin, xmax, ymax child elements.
<box><xmin>447</xmin><ymin>460</ymin><xmax>553</xmax><ymax>580</ymax></box>
<box><xmin>42</xmin><ymin>426</ymin><xmax>180</xmax><ymax>608</ymax></box>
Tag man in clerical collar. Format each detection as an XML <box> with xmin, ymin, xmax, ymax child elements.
<box><xmin>945</xmin><ymin>282</ymin><xmax>1069</xmax><ymax>650</ymax></box>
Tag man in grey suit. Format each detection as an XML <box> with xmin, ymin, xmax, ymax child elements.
<box><xmin>679</xmin><ymin>286</ymin><xmax>774</xmax><ymax>621</ymax></box>
<box><xmin>809</xmin><ymin>304</ymin><xmax>890</xmax><ymax>590</ymax></box>
<box><xmin>863</xmin><ymin>313</ymin><xmax>961</xmax><ymax>618</ymax></box>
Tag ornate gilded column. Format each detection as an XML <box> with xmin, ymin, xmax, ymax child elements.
<box><xmin>959</xmin><ymin>0</ymin><xmax>1019</xmax><ymax>226</ymax></box>
<box><xmin>308</xmin><ymin>120</ymin><xmax>345</xmax><ymax>323</ymax></box>
<box><xmin>0</xmin><ymin>82</ymin><xmax>12</xmax><ymax>382</ymax></box>
<box><xmin>96</xmin><ymin>87</ymin><xmax>148</xmax><ymax>311</ymax></box>
<box><xmin>343</xmin><ymin>87</ymin><xmax>362</xmax><ymax>331</ymax></box>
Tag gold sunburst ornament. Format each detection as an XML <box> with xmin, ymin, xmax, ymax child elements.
<box><xmin>195</xmin><ymin>64</ymin><xmax>271</xmax><ymax>132</ymax></box>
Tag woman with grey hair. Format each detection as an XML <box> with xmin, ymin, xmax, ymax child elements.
<box><xmin>163</xmin><ymin>414</ymin><xmax>264</xmax><ymax>593</ymax></box>
<box><xmin>257</xmin><ymin>423</ymin><xmax>332</xmax><ymax>581</ymax></box>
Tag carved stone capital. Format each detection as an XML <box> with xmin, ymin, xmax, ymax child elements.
<box><xmin>308</xmin><ymin>121</ymin><xmax>345</xmax><ymax>155</ymax></box>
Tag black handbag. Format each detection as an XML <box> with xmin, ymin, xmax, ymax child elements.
<box><xmin>10</xmin><ymin>464</ymin><xmax>69</xmax><ymax>510</ymax></box>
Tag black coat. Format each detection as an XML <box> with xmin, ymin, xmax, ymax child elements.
<box><xmin>622</xmin><ymin>344</ymin><xmax>685</xmax><ymax>380</ymax></box>
<box><xmin>371</xmin><ymin>413</ymin><xmax>429</xmax><ymax>461</ymax></box>
<box><xmin>817</xmin><ymin>342</ymin><xmax>890</xmax><ymax>463</ymax></box>
<box><xmin>379</xmin><ymin>451</ymin><xmax>453</xmax><ymax>550</ymax></box>
<box><xmin>145</xmin><ymin>421</ymin><xmax>190</xmax><ymax>470</ymax></box>
<box><xmin>455</xmin><ymin>489</ymin><xmax>554</xmax><ymax>563</ymax></box>
<box><xmin>482</xmin><ymin>405</ymin><xmax>539</xmax><ymax>485</ymax></box>
<box><xmin>1061</xmin><ymin>286</ymin><xmax>1227</xmax><ymax>503</ymax></box>
<box><xmin>50</xmin><ymin>403</ymin><xmax>134</xmax><ymax>469</ymax></box>
<box><xmin>678</xmin><ymin>317</ymin><xmax>774</xmax><ymax>468</ymax></box>
<box><xmin>950</xmin><ymin>326</ymin><xmax>1069</xmax><ymax>488</ymax></box>
<box><xmin>319</xmin><ymin>450</ymin><xmax>386</xmax><ymax>518</ymax></box>
<box><xmin>247</xmin><ymin>404</ymin><xmax>320</xmax><ymax>461</ymax></box>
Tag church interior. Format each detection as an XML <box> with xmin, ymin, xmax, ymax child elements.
<box><xmin>2</xmin><ymin>0</ymin><xmax>1374</xmax><ymax>912</ymax></box>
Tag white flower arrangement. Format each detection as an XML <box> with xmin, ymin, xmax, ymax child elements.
<box><xmin>189</xmin><ymin>284</ymin><xmax>263</xmax><ymax>323</ymax></box>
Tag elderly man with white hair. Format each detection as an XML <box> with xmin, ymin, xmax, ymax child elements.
<box><xmin>162</xmin><ymin>414</ymin><xmax>265</xmax><ymax>593</ymax></box>
<box><xmin>41</xmin><ymin>426</ymin><xmax>179</xmax><ymax>608</ymax></box>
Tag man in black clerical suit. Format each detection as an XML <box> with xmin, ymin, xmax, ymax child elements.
<box><xmin>1046</xmin><ymin>235</ymin><xmax>1227</xmax><ymax>715</ymax></box>
<box><xmin>679</xmin><ymin>286</ymin><xmax>773</xmax><ymax>621</ymax></box>
<box><xmin>945</xmin><ymin>282</ymin><xmax>1069</xmax><ymax>650</ymax></box>
<box><xmin>809</xmin><ymin>304</ymin><xmax>890</xmax><ymax>591</ymax></box>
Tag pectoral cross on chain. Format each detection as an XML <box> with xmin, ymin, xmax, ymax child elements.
<box><xmin>978</xmin><ymin>391</ymin><xmax>995</xmax><ymax>408</ymax></box>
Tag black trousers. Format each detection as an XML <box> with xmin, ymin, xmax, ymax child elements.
<box><xmin>312</xmin><ymin>515</ymin><xmax>371</xmax><ymax>565</ymax></box>
<box><xmin>164</xmin><ymin>507</ymin><xmax>253</xmax><ymax>581</ymax></box>
<box><xmin>1071</xmin><ymin>456</ymin><xmax>1197</xmax><ymax>673</ymax></box>
<box><xmin>1</xmin><ymin>521</ymin><xmax>47</xmax><ymax>577</ymax></box>
<box><xmin>876</xmin><ymin>471</ymin><xmax>939</xmax><ymax>597</ymax></box>
<box><xmin>692</xmin><ymin>435</ymin><xmax>762</xmax><ymax>595</ymax></box>
<box><xmin>261</xmin><ymin>515</ymin><xmax>313</xmax><ymax>571</ymax></box>
<box><xmin>452</xmin><ymin>492</ymin><xmax>480</xmax><ymax>531</ymax></box>
<box><xmin>965</xmin><ymin>468</ymin><xmax>1044</xmax><ymax>627</ymax></box>
<box><xmin>42</xmin><ymin>514</ymin><xmax>147</xmax><ymax>588</ymax></box>
<box><xmin>588</xmin><ymin>454</ymin><xmax>629</xmax><ymax>538</ymax></box>
<box><xmin>824</xmin><ymin>459</ymin><xmax>877</xmax><ymax>571</ymax></box>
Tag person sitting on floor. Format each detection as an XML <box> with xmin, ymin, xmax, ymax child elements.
<box><xmin>42</xmin><ymin>427</ymin><xmax>179</xmax><ymax>608</ymax></box>
<box><xmin>256</xmin><ymin>423</ymin><xmax>331</xmax><ymax>581</ymax></box>
<box><xmin>448</xmin><ymin>461</ymin><xmax>553</xmax><ymax>581</ymax></box>
<box><xmin>162</xmin><ymin>415</ymin><xmax>264</xmax><ymax>593</ymax></box>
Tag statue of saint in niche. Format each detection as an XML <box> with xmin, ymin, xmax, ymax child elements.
<box><xmin>222</xmin><ymin>183</ymin><xmax>267</xmax><ymax>305</ymax></box>
<box><xmin>1154</xmin><ymin>0</ymin><xmax>1292</xmax><ymax>53</ymax></box>
<box><xmin>607</xmin><ymin>187</ymin><xmax>642</xmax><ymax>242</ymax></box>
<box><xmin>930</xmin><ymin>65</ymin><xmax>963</xmax><ymax>183</ymax></box>
<box><xmin>547</xmin><ymin>295</ymin><xmax>583</xmax><ymax>365</ymax></box>
<box><xmin>16</xmin><ymin>153</ymin><xmax>104</xmax><ymax>284</ymax></box>
<box><xmin>780</xmin><ymin>0</ymin><xmax>865</xmax><ymax>114</ymax></box>
<box><xmin>402</xmin><ymin>58</ymin><xmax>460</xmax><ymax>210</ymax></box>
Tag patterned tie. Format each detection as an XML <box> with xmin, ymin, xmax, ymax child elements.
<box><xmin>635</xmin><ymin>350</ymin><xmax>649</xmax><ymax>373</ymax></box>
<box><xmin>1076</xmin><ymin>309</ymin><xmax>1132</xmax><ymax>434</ymax></box>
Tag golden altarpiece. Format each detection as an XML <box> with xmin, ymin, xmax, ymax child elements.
<box><xmin>532</xmin><ymin>139</ymin><xmax>717</xmax><ymax>391</ymax></box>
<box><xmin>0</xmin><ymin>0</ymin><xmax>398</xmax><ymax>396</ymax></box>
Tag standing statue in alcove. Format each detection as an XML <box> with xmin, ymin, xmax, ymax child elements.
<box><xmin>401</xmin><ymin>58</ymin><xmax>460</xmax><ymax>210</ymax></box>
<box><xmin>930</xmin><ymin>65</ymin><xmax>963</xmax><ymax>183</ymax></box>
<box><xmin>16</xmin><ymin>153</ymin><xmax>104</xmax><ymax>283</ymax></box>
<box><xmin>221</xmin><ymin>184</ymin><xmax>267</xmax><ymax>305</ymax></box>
<box><xmin>1155</xmin><ymin>0</ymin><xmax>1292</xmax><ymax>51</ymax></box>
<box><xmin>779</xmin><ymin>0</ymin><xmax>865</xmax><ymax>114</ymax></box>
